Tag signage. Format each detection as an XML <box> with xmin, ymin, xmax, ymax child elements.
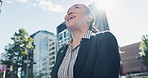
<box><xmin>1</xmin><ymin>65</ymin><xmax>6</xmax><ymax>72</ymax></box>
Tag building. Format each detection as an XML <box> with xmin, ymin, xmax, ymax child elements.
<box><xmin>120</xmin><ymin>42</ymin><xmax>147</xmax><ymax>73</ymax></box>
<box><xmin>0</xmin><ymin>52</ymin><xmax>6</xmax><ymax>66</ymax></box>
<box><xmin>57</xmin><ymin>22</ymin><xmax>71</xmax><ymax>49</ymax></box>
<box><xmin>0</xmin><ymin>52</ymin><xmax>6</xmax><ymax>61</ymax></box>
<box><xmin>32</xmin><ymin>30</ymin><xmax>57</xmax><ymax>78</ymax></box>
<box><xmin>89</xmin><ymin>2</ymin><xmax>110</xmax><ymax>32</ymax></box>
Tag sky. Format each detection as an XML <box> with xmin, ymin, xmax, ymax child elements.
<box><xmin>0</xmin><ymin>0</ymin><xmax>148</xmax><ymax>54</ymax></box>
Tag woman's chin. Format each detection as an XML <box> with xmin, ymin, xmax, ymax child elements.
<box><xmin>66</xmin><ymin>24</ymin><xmax>74</xmax><ymax>28</ymax></box>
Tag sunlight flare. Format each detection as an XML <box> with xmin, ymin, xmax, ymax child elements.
<box><xmin>96</xmin><ymin>0</ymin><xmax>115</xmax><ymax>10</ymax></box>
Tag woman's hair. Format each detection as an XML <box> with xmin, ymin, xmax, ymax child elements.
<box><xmin>84</xmin><ymin>5</ymin><xmax>99</xmax><ymax>33</ymax></box>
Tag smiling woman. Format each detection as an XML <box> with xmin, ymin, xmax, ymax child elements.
<box><xmin>51</xmin><ymin>3</ymin><xmax>120</xmax><ymax>78</ymax></box>
<box><xmin>64</xmin><ymin>4</ymin><xmax>91</xmax><ymax>32</ymax></box>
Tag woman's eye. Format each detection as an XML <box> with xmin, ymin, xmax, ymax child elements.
<box><xmin>74</xmin><ymin>6</ymin><xmax>79</xmax><ymax>9</ymax></box>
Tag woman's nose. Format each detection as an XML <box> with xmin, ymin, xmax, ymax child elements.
<box><xmin>68</xmin><ymin>11</ymin><xmax>74</xmax><ymax>15</ymax></box>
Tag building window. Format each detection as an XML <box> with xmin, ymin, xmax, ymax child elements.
<box><xmin>49</xmin><ymin>42</ymin><xmax>54</xmax><ymax>47</ymax></box>
<box><xmin>59</xmin><ymin>34</ymin><xmax>62</xmax><ymax>40</ymax></box>
<box><xmin>61</xmin><ymin>41</ymin><xmax>63</xmax><ymax>44</ymax></box>
<box><xmin>52</xmin><ymin>47</ymin><xmax>55</xmax><ymax>50</ymax></box>
<box><xmin>49</xmin><ymin>56</ymin><xmax>55</xmax><ymax>60</ymax></box>
<box><xmin>49</xmin><ymin>61</ymin><xmax>55</xmax><ymax>65</ymax></box>
<box><xmin>40</xmin><ymin>38</ymin><xmax>48</xmax><ymax>53</ymax></box>
<box><xmin>64</xmin><ymin>31</ymin><xmax>66</xmax><ymax>38</ymax></box>
<box><xmin>42</xmin><ymin>62</ymin><xmax>46</xmax><ymax>66</ymax></box>
<box><xmin>49</xmin><ymin>67</ymin><xmax>53</xmax><ymax>70</ymax></box>
<box><xmin>67</xmin><ymin>32</ymin><xmax>69</xmax><ymax>37</ymax></box>
<box><xmin>52</xmin><ymin>42</ymin><xmax>54</xmax><ymax>45</ymax></box>
<box><xmin>49</xmin><ymin>47</ymin><xmax>55</xmax><ymax>51</ymax></box>
<box><xmin>49</xmin><ymin>39</ymin><xmax>53</xmax><ymax>41</ymax></box>
<box><xmin>49</xmin><ymin>51</ymin><xmax>55</xmax><ymax>56</ymax></box>
<box><xmin>65</xmin><ymin>39</ymin><xmax>67</xmax><ymax>41</ymax></box>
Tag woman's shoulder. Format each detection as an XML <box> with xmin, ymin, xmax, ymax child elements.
<box><xmin>96</xmin><ymin>30</ymin><xmax>115</xmax><ymax>37</ymax></box>
<box><xmin>92</xmin><ymin>31</ymin><xmax>118</xmax><ymax>47</ymax></box>
<box><xmin>93</xmin><ymin>30</ymin><xmax>117</xmax><ymax>41</ymax></box>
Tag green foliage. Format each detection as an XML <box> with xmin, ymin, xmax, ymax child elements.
<box><xmin>139</xmin><ymin>35</ymin><xmax>148</xmax><ymax>69</ymax></box>
<box><xmin>1</xmin><ymin>28</ymin><xmax>34</xmax><ymax>77</ymax></box>
<box><xmin>133</xmin><ymin>76</ymin><xmax>148</xmax><ymax>78</ymax></box>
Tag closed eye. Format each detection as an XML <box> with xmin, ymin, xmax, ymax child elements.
<box><xmin>74</xmin><ymin>6</ymin><xmax>79</xmax><ymax>9</ymax></box>
<box><xmin>67</xmin><ymin>5</ymin><xmax>79</xmax><ymax>13</ymax></box>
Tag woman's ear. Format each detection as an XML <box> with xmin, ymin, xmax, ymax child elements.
<box><xmin>87</xmin><ymin>15</ymin><xmax>93</xmax><ymax>23</ymax></box>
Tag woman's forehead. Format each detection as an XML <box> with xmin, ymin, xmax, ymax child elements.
<box><xmin>67</xmin><ymin>4</ymin><xmax>86</xmax><ymax>13</ymax></box>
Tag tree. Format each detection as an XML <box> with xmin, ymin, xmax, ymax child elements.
<box><xmin>139</xmin><ymin>35</ymin><xmax>148</xmax><ymax>71</ymax></box>
<box><xmin>1</xmin><ymin>28</ymin><xmax>34</xmax><ymax>78</ymax></box>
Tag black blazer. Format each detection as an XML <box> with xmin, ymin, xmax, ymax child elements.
<box><xmin>51</xmin><ymin>32</ymin><xmax>120</xmax><ymax>78</ymax></box>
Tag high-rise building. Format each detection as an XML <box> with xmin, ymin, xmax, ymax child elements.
<box><xmin>32</xmin><ymin>30</ymin><xmax>57</xmax><ymax>78</ymax></box>
<box><xmin>0</xmin><ymin>52</ymin><xmax>6</xmax><ymax>65</ymax></box>
<box><xmin>89</xmin><ymin>2</ymin><xmax>110</xmax><ymax>32</ymax></box>
<box><xmin>0</xmin><ymin>52</ymin><xmax>6</xmax><ymax>61</ymax></box>
<box><xmin>57</xmin><ymin>22</ymin><xmax>71</xmax><ymax>49</ymax></box>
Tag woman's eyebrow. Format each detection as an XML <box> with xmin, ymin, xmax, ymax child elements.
<box><xmin>67</xmin><ymin>5</ymin><xmax>79</xmax><ymax>13</ymax></box>
<box><xmin>67</xmin><ymin>8</ymin><xmax>71</xmax><ymax>13</ymax></box>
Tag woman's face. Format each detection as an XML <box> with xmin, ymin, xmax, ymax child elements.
<box><xmin>65</xmin><ymin>4</ymin><xmax>89</xmax><ymax>31</ymax></box>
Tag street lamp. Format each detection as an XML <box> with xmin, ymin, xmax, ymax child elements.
<box><xmin>0</xmin><ymin>0</ymin><xmax>2</xmax><ymax>13</ymax></box>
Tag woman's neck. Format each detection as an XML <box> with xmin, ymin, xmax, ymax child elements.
<box><xmin>71</xmin><ymin>28</ymin><xmax>88</xmax><ymax>48</ymax></box>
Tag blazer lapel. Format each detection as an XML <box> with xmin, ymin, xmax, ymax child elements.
<box><xmin>74</xmin><ymin>37</ymin><xmax>93</xmax><ymax>78</ymax></box>
<box><xmin>51</xmin><ymin>44</ymin><xmax>68</xmax><ymax>78</ymax></box>
<box><xmin>56</xmin><ymin>44</ymin><xmax>68</xmax><ymax>68</ymax></box>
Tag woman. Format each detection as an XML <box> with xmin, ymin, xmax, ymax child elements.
<box><xmin>51</xmin><ymin>4</ymin><xmax>120</xmax><ymax>78</ymax></box>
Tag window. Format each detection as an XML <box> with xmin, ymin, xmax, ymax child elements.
<box><xmin>49</xmin><ymin>56</ymin><xmax>55</xmax><ymax>60</ymax></box>
<box><xmin>40</xmin><ymin>38</ymin><xmax>48</xmax><ymax>53</ymax></box>
<box><xmin>52</xmin><ymin>47</ymin><xmax>55</xmax><ymax>50</ymax></box>
<box><xmin>58</xmin><ymin>34</ymin><xmax>62</xmax><ymax>40</ymax></box>
<box><xmin>52</xmin><ymin>42</ymin><xmax>54</xmax><ymax>45</ymax></box>
<box><xmin>49</xmin><ymin>42</ymin><xmax>54</xmax><ymax>47</ymax></box>
<box><xmin>42</xmin><ymin>62</ymin><xmax>47</xmax><ymax>66</ymax></box>
<box><xmin>64</xmin><ymin>31</ymin><xmax>66</xmax><ymax>38</ymax></box>
<box><xmin>49</xmin><ymin>47</ymin><xmax>54</xmax><ymax>51</ymax></box>
<box><xmin>49</xmin><ymin>51</ymin><xmax>55</xmax><ymax>56</ymax></box>
<box><xmin>67</xmin><ymin>32</ymin><xmax>69</xmax><ymax>37</ymax></box>
<box><xmin>49</xmin><ymin>39</ymin><xmax>53</xmax><ymax>41</ymax></box>
<box><xmin>61</xmin><ymin>41</ymin><xmax>63</xmax><ymax>44</ymax></box>
<box><xmin>49</xmin><ymin>67</ymin><xmax>53</xmax><ymax>70</ymax></box>
<box><xmin>65</xmin><ymin>39</ymin><xmax>67</xmax><ymax>41</ymax></box>
<box><xmin>49</xmin><ymin>61</ymin><xmax>55</xmax><ymax>65</ymax></box>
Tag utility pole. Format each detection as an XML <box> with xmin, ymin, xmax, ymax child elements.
<box><xmin>1</xmin><ymin>65</ymin><xmax>6</xmax><ymax>78</ymax></box>
<box><xmin>26</xmin><ymin>53</ymin><xmax>29</xmax><ymax>78</ymax></box>
<box><xmin>24</xmin><ymin>49</ymin><xmax>35</xmax><ymax>78</ymax></box>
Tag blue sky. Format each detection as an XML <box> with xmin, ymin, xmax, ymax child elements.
<box><xmin>0</xmin><ymin>0</ymin><xmax>148</xmax><ymax>53</ymax></box>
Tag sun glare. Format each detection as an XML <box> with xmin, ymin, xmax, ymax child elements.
<box><xmin>96</xmin><ymin>0</ymin><xmax>115</xmax><ymax>10</ymax></box>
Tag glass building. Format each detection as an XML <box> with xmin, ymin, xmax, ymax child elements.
<box><xmin>32</xmin><ymin>30</ymin><xmax>57</xmax><ymax>78</ymax></box>
<box><xmin>57</xmin><ymin>22</ymin><xmax>71</xmax><ymax>50</ymax></box>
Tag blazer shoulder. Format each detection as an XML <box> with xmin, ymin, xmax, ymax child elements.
<box><xmin>95</xmin><ymin>31</ymin><xmax>116</xmax><ymax>39</ymax></box>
